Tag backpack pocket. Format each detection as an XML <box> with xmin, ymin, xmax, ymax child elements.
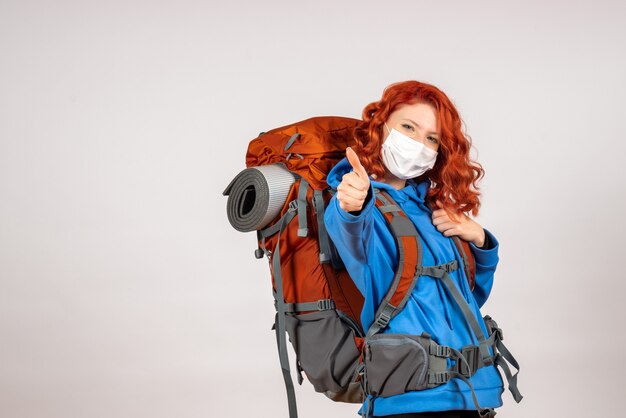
<box><xmin>285</xmin><ymin>309</ymin><xmax>361</xmax><ymax>394</ymax></box>
<box><xmin>364</xmin><ymin>334</ymin><xmax>432</xmax><ymax>397</ymax></box>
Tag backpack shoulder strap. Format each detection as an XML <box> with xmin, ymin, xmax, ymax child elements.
<box><xmin>423</xmin><ymin>200</ymin><xmax>476</xmax><ymax>290</ymax></box>
<box><xmin>453</xmin><ymin>237</ymin><xmax>476</xmax><ymax>290</ymax></box>
<box><xmin>366</xmin><ymin>190</ymin><xmax>479</xmax><ymax>338</ymax></box>
<box><xmin>366</xmin><ymin>189</ymin><xmax>422</xmax><ymax>338</ymax></box>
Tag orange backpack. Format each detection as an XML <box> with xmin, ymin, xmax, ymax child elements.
<box><xmin>224</xmin><ymin>116</ymin><xmax>481</xmax><ymax>417</ymax></box>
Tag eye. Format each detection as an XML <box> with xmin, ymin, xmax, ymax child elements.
<box><xmin>428</xmin><ymin>136</ymin><xmax>439</xmax><ymax>144</ymax></box>
<box><xmin>401</xmin><ymin>123</ymin><xmax>415</xmax><ymax>132</ymax></box>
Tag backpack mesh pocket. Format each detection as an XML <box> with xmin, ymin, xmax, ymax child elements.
<box><xmin>285</xmin><ymin>309</ymin><xmax>360</xmax><ymax>394</ymax></box>
<box><xmin>364</xmin><ymin>334</ymin><xmax>431</xmax><ymax>397</ymax></box>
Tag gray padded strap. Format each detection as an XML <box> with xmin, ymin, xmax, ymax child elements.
<box><xmin>374</xmin><ymin>190</ymin><xmax>393</xmax><ymax>206</ymax></box>
<box><xmin>297</xmin><ymin>179</ymin><xmax>309</xmax><ymax>237</ymax></box>
<box><xmin>271</xmin><ymin>203</ymin><xmax>299</xmax><ymax>418</ymax></box>
<box><xmin>377</xmin><ymin>205</ymin><xmax>401</xmax><ymax>213</ymax></box>
<box><xmin>366</xmin><ymin>189</ymin><xmax>422</xmax><ymax>339</ymax></box>
<box><xmin>313</xmin><ymin>189</ymin><xmax>331</xmax><ymax>263</ymax></box>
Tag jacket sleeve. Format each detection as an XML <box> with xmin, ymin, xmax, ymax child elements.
<box><xmin>323</xmin><ymin>185</ymin><xmax>376</xmax><ymax>296</ymax></box>
<box><xmin>469</xmin><ymin>228</ymin><xmax>500</xmax><ymax>308</ymax></box>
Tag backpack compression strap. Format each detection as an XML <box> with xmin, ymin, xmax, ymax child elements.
<box><xmin>366</xmin><ymin>189</ymin><xmax>422</xmax><ymax>338</ymax></box>
<box><xmin>268</xmin><ymin>201</ymin><xmax>300</xmax><ymax>418</ymax></box>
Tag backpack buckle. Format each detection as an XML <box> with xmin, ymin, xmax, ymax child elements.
<box><xmin>429</xmin><ymin>344</ymin><xmax>452</xmax><ymax>358</ymax></box>
<box><xmin>443</xmin><ymin>260</ymin><xmax>458</xmax><ymax>273</ymax></box>
<box><xmin>317</xmin><ymin>299</ymin><xmax>335</xmax><ymax>311</ymax></box>
<box><xmin>374</xmin><ymin>310</ymin><xmax>392</xmax><ymax>329</ymax></box>
<box><xmin>484</xmin><ymin>316</ymin><xmax>504</xmax><ymax>341</ymax></box>
<box><xmin>458</xmin><ymin>346</ymin><xmax>480</xmax><ymax>377</ymax></box>
<box><xmin>428</xmin><ymin>371</ymin><xmax>450</xmax><ymax>385</ymax></box>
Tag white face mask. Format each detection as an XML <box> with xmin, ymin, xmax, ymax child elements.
<box><xmin>381</xmin><ymin>124</ymin><xmax>438</xmax><ymax>179</ymax></box>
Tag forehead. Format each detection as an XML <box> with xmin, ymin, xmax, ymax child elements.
<box><xmin>389</xmin><ymin>102</ymin><xmax>439</xmax><ymax>132</ymax></box>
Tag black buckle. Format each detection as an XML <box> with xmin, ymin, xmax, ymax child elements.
<box><xmin>458</xmin><ymin>346</ymin><xmax>479</xmax><ymax>377</ymax></box>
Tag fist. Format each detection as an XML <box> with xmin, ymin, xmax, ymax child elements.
<box><xmin>336</xmin><ymin>147</ymin><xmax>371</xmax><ymax>212</ymax></box>
<box><xmin>431</xmin><ymin>204</ymin><xmax>486</xmax><ymax>247</ymax></box>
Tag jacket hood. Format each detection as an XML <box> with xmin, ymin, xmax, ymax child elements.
<box><xmin>327</xmin><ymin>157</ymin><xmax>431</xmax><ymax>205</ymax></box>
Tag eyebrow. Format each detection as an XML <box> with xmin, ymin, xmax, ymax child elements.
<box><xmin>403</xmin><ymin>118</ymin><xmax>439</xmax><ymax>136</ymax></box>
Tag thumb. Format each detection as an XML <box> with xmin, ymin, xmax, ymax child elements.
<box><xmin>346</xmin><ymin>147</ymin><xmax>368</xmax><ymax>179</ymax></box>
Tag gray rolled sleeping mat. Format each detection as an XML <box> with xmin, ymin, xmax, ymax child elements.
<box><xmin>223</xmin><ymin>163</ymin><xmax>296</xmax><ymax>232</ymax></box>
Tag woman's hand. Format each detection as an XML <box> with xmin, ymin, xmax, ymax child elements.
<box><xmin>431</xmin><ymin>205</ymin><xmax>486</xmax><ymax>247</ymax></box>
<box><xmin>336</xmin><ymin>147</ymin><xmax>371</xmax><ymax>212</ymax></box>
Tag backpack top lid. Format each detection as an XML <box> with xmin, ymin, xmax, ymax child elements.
<box><xmin>245</xmin><ymin>116</ymin><xmax>364</xmax><ymax>190</ymax></box>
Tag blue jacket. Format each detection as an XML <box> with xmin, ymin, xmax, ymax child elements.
<box><xmin>323</xmin><ymin>158</ymin><xmax>504</xmax><ymax>416</ymax></box>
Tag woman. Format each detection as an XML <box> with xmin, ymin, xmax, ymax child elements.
<box><xmin>324</xmin><ymin>81</ymin><xmax>504</xmax><ymax>418</ymax></box>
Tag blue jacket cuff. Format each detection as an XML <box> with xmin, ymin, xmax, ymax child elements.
<box><xmin>469</xmin><ymin>228</ymin><xmax>499</xmax><ymax>267</ymax></box>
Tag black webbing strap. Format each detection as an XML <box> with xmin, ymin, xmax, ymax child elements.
<box><xmin>421</xmin><ymin>261</ymin><xmax>493</xmax><ymax>366</ymax></box>
<box><xmin>271</xmin><ymin>202</ymin><xmax>299</xmax><ymax>418</ymax></box>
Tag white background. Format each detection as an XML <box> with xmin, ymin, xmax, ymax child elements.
<box><xmin>1</xmin><ymin>1</ymin><xmax>625</xmax><ymax>417</ymax></box>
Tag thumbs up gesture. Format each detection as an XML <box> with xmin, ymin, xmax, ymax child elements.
<box><xmin>336</xmin><ymin>147</ymin><xmax>371</xmax><ymax>212</ymax></box>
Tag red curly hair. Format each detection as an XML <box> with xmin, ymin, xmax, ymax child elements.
<box><xmin>354</xmin><ymin>80</ymin><xmax>485</xmax><ymax>217</ymax></box>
